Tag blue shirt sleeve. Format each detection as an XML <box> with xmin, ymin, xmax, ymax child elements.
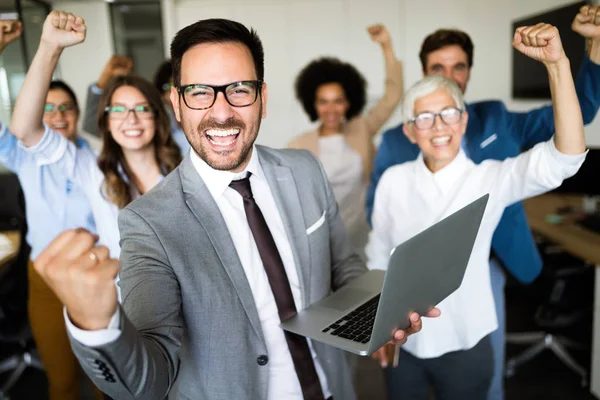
<box><xmin>366</xmin><ymin>125</ymin><xmax>419</xmax><ymax>224</ymax></box>
<box><xmin>506</xmin><ymin>54</ymin><xmax>600</xmax><ymax>150</ymax></box>
<box><xmin>0</xmin><ymin>122</ymin><xmax>26</xmax><ymax>173</ymax></box>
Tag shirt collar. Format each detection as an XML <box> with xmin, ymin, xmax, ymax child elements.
<box><xmin>416</xmin><ymin>148</ymin><xmax>471</xmax><ymax>196</ymax></box>
<box><xmin>189</xmin><ymin>146</ymin><xmax>265</xmax><ymax>199</ymax></box>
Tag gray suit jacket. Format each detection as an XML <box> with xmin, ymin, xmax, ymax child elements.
<box><xmin>69</xmin><ymin>146</ymin><xmax>367</xmax><ymax>400</ymax></box>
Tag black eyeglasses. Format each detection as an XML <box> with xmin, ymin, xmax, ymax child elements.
<box><xmin>409</xmin><ymin>107</ymin><xmax>463</xmax><ymax>130</ymax></box>
<box><xmin>177</xmin><ymin>80</ymin><xmax>263</xmax><ymax>110</ymax></box>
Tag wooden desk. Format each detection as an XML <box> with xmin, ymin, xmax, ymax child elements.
<box><xmin>0</xmin><ymin>230</ymin><xmax>20</xmax><ymax>266</ymax></box>
<box><xmin>524</xmin><ymin>194</ymin><xmax>600</xmax><ymax>397</ymax></box>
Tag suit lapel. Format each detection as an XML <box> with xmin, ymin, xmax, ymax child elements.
<box><xmin>257</xmin><ymin>147</ymin><xmax>311</xmax><ymax>306</ymax></box>
<box><xmin>178</xmin><ymin>156</ymin><xmax>265</xmax><ymax>344</ymax></box>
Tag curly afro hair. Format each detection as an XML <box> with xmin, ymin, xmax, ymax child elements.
<box><xmin>295</xmin><ymin>57</ymin><xmax>367</xmax><ymax>122</ymax></box>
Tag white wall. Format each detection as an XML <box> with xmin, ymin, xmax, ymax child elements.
<box><xmin>52</xmin><ymin>0</ymin><xmax>113</xmax><ymax>144</ymax></box>
<box><xmin>166</xmin><ymin>0</ymin><xmax>599</xmax><ymax>148</ymax></box>
<box><xmin>170</xmin><ymin>0</ymin><xmax>405</xmax><ymax>148</ymax></box>
<box><xmin>48</xmin><ymin>0</ymin><xmax>599</xmax><ymax>148</ymax></box>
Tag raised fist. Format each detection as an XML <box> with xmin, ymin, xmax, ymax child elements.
<box><xmin>41</xmin><ymin>10</ymin><xmax>86</xmax><ymax>49</ymax></box>
<box><xmin>0</xmin><ymin>20</ymin><xmax>22</xmax><ymax>53</ymax></box>
<box><xmin>572</xmin><ymin>5</ymin><xmax>600</xmax><ymax>40</ymax></box>
<box><xmin>368</xmin><ymin>24</ymin><xmax>391</xmax><ymax>46</ymax></box>
<box><xmin>97</xmin><ymin>55</ymin><xmax>133</xmax><ymax>89</ymax></box>
<box><xmin>513</xmin><ymin>23</ymin><xmax>565</xmax><ymax>65</ymax></box>
<box><xmin>34</xmin><ymin>229</ymin><xmax>119</xmax><ymax>331</ymax></box>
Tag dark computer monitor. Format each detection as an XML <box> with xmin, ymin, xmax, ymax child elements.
<box><xmin>512</xmin><ymin>1</ymin><xmax>587</xmax><ymax>100</ymax></box>
<box><xmin>553</xmin><ymin>148</ymin><xmax>600</xmax><ymax>196</ymax></box>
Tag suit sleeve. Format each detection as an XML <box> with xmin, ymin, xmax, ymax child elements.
<box><xmin>69</xmin><ymin>208</ymin><xmax>183</xmax><ymax>400</ymax></box>
<box><xmin>507</xmin><ymin>54</ymin><xmax>600</xmax><ymax>150</ymax></box>
<box><xmin>82</xmin><ymin>84</ymin><xmax>103</xmax><ymax>135</ymax></box>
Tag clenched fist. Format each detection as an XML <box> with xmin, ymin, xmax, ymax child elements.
<box><xmin>572</xmin><ymin>5</ymin><xmax>600</xmax><ymax>40</ymax></box>
<box><xmin>368</xmin><ymin>24</ymin><xmax>392</xmax><ymax>46</ymax></box>
<box><xmin>34</xmin><ymin>229</ymin><xmax>120</xmax><ymax>330</ymax></box>
<box><xmin>97</xmin><ymin>55</ymin><xmax>133</xmax><ymax>90</ymax></box>
<box><xmin>41</xmin><ymin>10</ymin><xmax>86</xmax><ymax>50</ymax></box>
<box><xmin>512</xmin><ymin>23</ymin><xmax>565</xmax><ymax>65</ymax></box>
<box><xmin>0</xmin><ymin>20</ymin><xmax>22</xmax><ymax>53</ymax></box>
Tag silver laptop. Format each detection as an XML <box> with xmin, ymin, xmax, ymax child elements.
<box><xmin>280</xmin><ymin>194</ymin><xmax>488</xmax><ymax>356</ymax></box>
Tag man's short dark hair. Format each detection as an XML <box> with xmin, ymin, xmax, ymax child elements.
<box><xmin>295</xmin><ymin>57</ymin><xmax>366</xmax><ymax>122</ymax></box>
<box><xmin>170</xmin><ymin>18</ymin><xmax>264</xmax><ymax>87</ymax></box>
<box><xmin>419</xmin><ymin>29</ymin><xmax>474</xmax><ymax>71</ymax></box>
<box><xmin>154</xmin><ymin>60</ymin><xmax>173</xmax><ymax>93</ymax></box>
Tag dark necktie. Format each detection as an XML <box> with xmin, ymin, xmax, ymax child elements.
<box><xmin>229</xmin><ymin>173</ymin><xmax>325</xmax><ymax>400</ymax></box>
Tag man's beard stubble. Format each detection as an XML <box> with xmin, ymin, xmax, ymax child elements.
<box><xmin>181</xmin><ymin>104</ymin><xmax>263</xmax><ymax>171</ymax></box>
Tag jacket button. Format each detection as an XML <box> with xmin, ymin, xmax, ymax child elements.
<box><xmin>257</xmin><ymin>355</ymin><xmax>268</xmax><ymax>366</ymax></box>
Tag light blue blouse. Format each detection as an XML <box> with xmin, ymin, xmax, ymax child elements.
<box><xmin>0</xmin><ymin>122</ymin><xmax>96</xmax><ymax>260</ymax></box>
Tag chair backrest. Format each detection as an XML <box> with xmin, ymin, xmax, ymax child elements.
<box><xmin>535</xmin><ymin>242</ymin><xmax>594</xmax><ymax>329</ymax></box>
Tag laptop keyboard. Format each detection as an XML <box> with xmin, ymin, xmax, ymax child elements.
<box><xmin>321</xmin><ymin>295</ymin><xmax>380</xmax><ymax>343</ymax></box>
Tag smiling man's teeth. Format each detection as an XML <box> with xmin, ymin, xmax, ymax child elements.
<box><xmin>206</xmin><ymin>128</ymin><xmax>240</xmax><ymax>146</ymax></box>
<box><xmin>432</xmin><ymin>136</ymin><xmax>451</xmax><ymax>145</ymax></box>
<box><xmin>206</xmin><ymin>129</ymin><xmax>240</xmax><ymax>137</ymax></box>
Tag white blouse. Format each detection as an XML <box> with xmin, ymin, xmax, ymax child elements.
<box><xmin>366</xmin><ymin>139</ymin><xmax>586</xmax><ymax>359</ymax></box>
<box><xmin>318</xmin><ymin>134</ymin><xmax>369</xmax><ymax>255</ymax></box>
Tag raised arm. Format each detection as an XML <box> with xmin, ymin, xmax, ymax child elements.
<box><xmin>513</xmin><ymin>24</ymin><xmax>585</xmax><ymax>154</ymax></box>
<box><xmin>82</xmin><ymin>55</ymin><xmax>133</xmax><ymax>135</ymax></box>
<box><xmin>0</xmin><ymin>18</ymin><xmax>22</xmax><ymax>55</ymax></box>
<box><xmin>508</xmin><ymin>5</ymin><xmax>600</xmax><ymax>150</ymax></box>
<box><xmin>0</xmin><ymin>20</ymin><xmax>25</xmax><ymax>171</ymax></box>
<box><xmin>363</xmin><ymin>24</ymin><xmax>403</xmax><ymax>136</ymax></box>
<box><xmin>34</xmin><ymin>208</ymin><xmax>182</xmax><ymax>400</ymax></box>
<box><xmin>11</xmin><ymin>11</ymin><xmax>86</xmax><ymax>147</ymax></box>
<box><xmin>574</xmin><ymin>5</ymin><xmax>600</xmax><ymax>64</ymax></box>
<box><xmin>490</xmin><ymin>24</ymin><xmax>587</xmax><ymax>209</ymax></box>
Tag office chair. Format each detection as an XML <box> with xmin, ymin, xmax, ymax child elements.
<box><xmin>0</xmin><ymin>173</ymin><xmax>44</xmax><ymax>397</ymax></box>
<box><xmin>505</xmin><ymin>242</ymin><xmax>593</xmax><ymax>387</ymax></box>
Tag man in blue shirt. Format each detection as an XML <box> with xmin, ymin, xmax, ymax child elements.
<box><xmin>367</xmin><ymin>6</ymin><xmax>600</xmax><ymax>400</ymax></box>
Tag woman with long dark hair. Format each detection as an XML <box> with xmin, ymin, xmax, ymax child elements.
<box><xmin>11</xmin><ymin>10</ymin><xmax>182</xmax><ymax>259</ymax></box>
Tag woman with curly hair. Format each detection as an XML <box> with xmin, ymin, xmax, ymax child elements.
<box><xmin>289</xmin><ymin>24</ymin><xmax>403</xmax><ymax>258</ymax></box>
<box><xmin>11</xmin><ymin>11</ymin><xmax>182</xmax><ymax>260</ymax></box>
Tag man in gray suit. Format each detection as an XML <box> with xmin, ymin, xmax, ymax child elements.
<box><xmin>34</xmin><ymin>16</ymin><xmax>436</xmax><ymax>400</ymax></box>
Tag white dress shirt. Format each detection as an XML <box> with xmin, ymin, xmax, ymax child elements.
<box><xmin>67</xmin><ymin>147</ymin><xmax>331</xmax><ymax>399</ymax></box>
<box><xmin>366</xmin><ymin>139</ymin><xmax>586</xmax><ymax>359</ymax></box>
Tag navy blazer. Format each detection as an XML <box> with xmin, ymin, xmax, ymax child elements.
<box><xmin>366</xmin><ymin>55</ymin><xmax>600</xmax><ymax>283</ymax></box>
